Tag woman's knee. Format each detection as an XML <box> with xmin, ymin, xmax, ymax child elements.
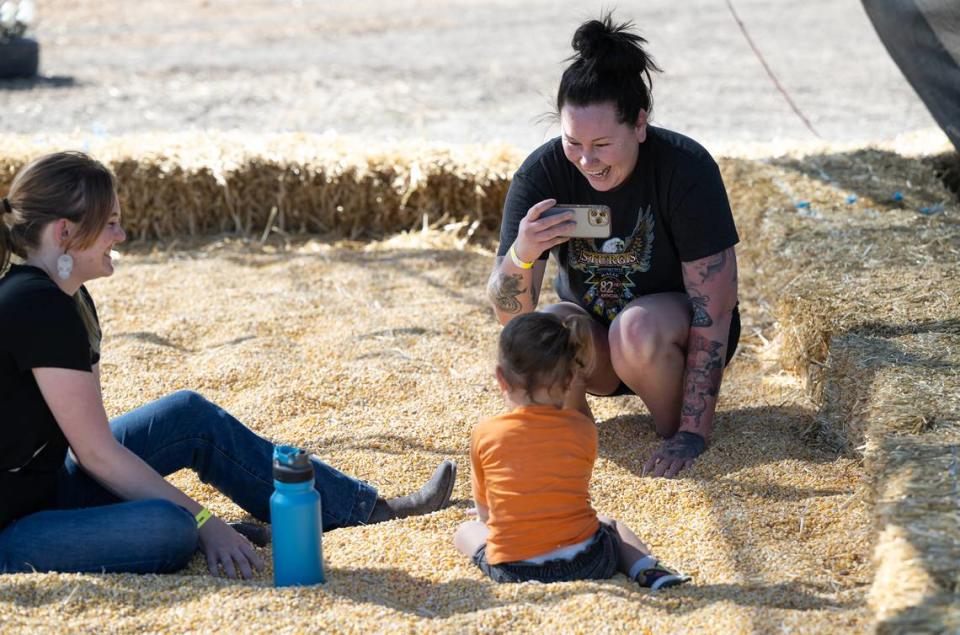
<box><xmin>136</xmin><ymin>500</ymin><xmax>199</xmax><ymax>573</ymax></box>
<box><xmin>610</xmin><ymin>307</ymin><xmax>669</xmax><ymax>365</ymax></box>
<box><xmin>166</xmin><ymin>389</ymin><xmax>216</xmax><ymax>414</ymax></box>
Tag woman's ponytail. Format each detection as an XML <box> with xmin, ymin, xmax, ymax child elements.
<box><xmin>563</xmin><ymin>314</ymin><xmax>596</xmax><ymax>380</ymax></box>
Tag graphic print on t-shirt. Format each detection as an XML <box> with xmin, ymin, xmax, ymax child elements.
<box><xmin>567</xmin><ymin>205</ymin><xmax>655</xmax><ymax>323</ymax></box>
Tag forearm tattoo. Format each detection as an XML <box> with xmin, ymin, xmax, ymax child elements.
<box><xmin>488</xmin><ymin>272</ymin><xmax>526</xmax><ymax>314</ymax></box>
<box><xmin>685</xmin><ymin>247</ymin><xmax>736</xmax><ymax>327</ymax></box>
<box><xmin>681</xmin><ymin>333</ymin><xmax>725</xmax><ymax>428</ymax></box>
<box><xmin>662</xmin><ymin>431</ymin><xmax>707</xmax><ymax>458</ymax></box>
<box><xmin>688</xmin><ymin>289</ymin><xmax>713</xmax><ymax>327</ymax></box>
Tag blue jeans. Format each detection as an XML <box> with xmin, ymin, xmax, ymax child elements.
<box><xmin>0</xmin><ymin>390</ymin><xmax>379</xmax><ymax>574</ymax></box>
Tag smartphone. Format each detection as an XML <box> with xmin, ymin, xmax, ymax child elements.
<box><xmin>541</xmin><ymin>204</ymin><xmax>612</xmax><ymax>239</ymax></box>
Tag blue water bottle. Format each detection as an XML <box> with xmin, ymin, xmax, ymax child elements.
<box><xmin>270</xmin><ymin>445</ymin><xmax>325</xmax><ymax>586</ymax></box>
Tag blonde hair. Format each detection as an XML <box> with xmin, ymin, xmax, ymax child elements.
<box><xmin>1</xmin><ymin>151</ymin><xmax>117</xmax><ymax>355</ymax></box>
<box><xmin>497</xmin><ymin>312</ymin><xmax>596</xmax><ymax>396</ymax></box>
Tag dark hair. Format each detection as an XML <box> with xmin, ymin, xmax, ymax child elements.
<box><xmin>498</xmin><ymin>312</ymin><xmax>595</xmax><ymax>397</ymax></box>
<box><xmin>556</xmin><ymin>12</ymin><xmax>662</xmax><ymax>125</ymax></box>
<box><xmin>0</xmin><ymin>151</ymin><xmax>117</xmax><ymax>354</ymax></box>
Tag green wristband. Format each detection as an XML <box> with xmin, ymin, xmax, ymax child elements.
<box><xmin>195</xmin><ymin>507</ymin><xmax>212</xmax><ymax>529</ymax></box>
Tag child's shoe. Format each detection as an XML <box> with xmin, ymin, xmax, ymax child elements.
<box><xmin>630</xmin><ymin>555</ymin><xmax>691</xmax><ymax>590</ymax></box>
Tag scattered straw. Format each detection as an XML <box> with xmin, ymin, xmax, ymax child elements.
<box><xmin>2</xmin><ymin>134</ymin><xmax>957</xmax><ymax>632</ymax></box>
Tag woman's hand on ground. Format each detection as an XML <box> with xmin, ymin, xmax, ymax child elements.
<box><xmin>198</xmin><ymin>516</ymin><xmax>264</xmax><ymax>579</ymax></box>
<box><xmin>513</xmin><ymin>198</ymin><xmax>574</xmax><ymax>263</ymax></box>
<box><xmin>642</xmin><ymin>431</ymin><xmax>707</xmax><ymax>479</ymax></box>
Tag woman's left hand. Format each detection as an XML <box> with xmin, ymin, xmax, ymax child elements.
<box><xmin>198</xmin><ymin>516</ymin><xmax>265</xmax><ymax>579</ymax></box>
<box><xmin>642</xmin><ymin>431</ymin><xmax>706</xmax><ymax>479</ymax></box>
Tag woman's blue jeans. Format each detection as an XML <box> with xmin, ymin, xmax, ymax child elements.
<box><xmin>0</xmin><ymin>390</ymin><xmax>378</xmax><ymax>574</ymax></box>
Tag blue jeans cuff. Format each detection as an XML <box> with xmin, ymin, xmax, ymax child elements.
<box><xmin>345</xmin><ymin>480</ymin><xmax>379</xmax><ymax>526</ymax></box>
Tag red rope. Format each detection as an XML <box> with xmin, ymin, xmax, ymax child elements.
<box><xmin>725</xmin><ymin>0</ymin><xmax>822</xmax><ymax>139</ymax></box>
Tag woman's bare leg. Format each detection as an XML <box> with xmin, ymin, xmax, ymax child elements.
<box><xmin>608</xmin><ymin>293</ymin><xmax>691</xmax><ymax>437</ymax></box>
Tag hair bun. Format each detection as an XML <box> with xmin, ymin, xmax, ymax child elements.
<box><xmin>572</xmin><ymin>19</ymin><xmax>615</xmax><ymax>61</ymax></box>
<box><xmin>569</xmin><ymin>13</ymin><xmax>657</xmax><ymax>79</ymax></box>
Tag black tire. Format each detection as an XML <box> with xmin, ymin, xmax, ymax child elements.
<box><xmin>0</xmin><ymin>37</ymin><xmax>39</xmax><ymax>79</ymax></box>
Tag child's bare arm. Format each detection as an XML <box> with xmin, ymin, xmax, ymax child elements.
<box><xmin>476</xmin><ymin>502</ymin><xmax>490</xmax><ymax>523</ymax></box>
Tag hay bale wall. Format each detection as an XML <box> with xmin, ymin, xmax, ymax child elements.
<box><xmin>820</xmin><ymin>333</ymin><xmax>960</xmax><ymax>632</ymax></box>
<box><xmin>729</xmin><ymin>146</ymin><xmax>960</xmax><ymax>630</ymax></box>
<box><xmin>0</xmin><ymin>133</ymin><xmax>520</xmax><ymax>241</ymax></box>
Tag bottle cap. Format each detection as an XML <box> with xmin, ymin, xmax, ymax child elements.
<box><xmin>273</xmin><ymin>445</ymin><xmax>314</xmax><ymax>483</ymax></box>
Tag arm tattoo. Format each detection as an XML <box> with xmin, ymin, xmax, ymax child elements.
<box><xmin>693</xmin><ymin>248</ymin><xmax>730</xmax><ymax>284</ymax></box>
<box><xmin>688</xmin><ymin>288</ymin><xmax>713</xmax><ymax>327</ymax></box>
<box><xmin>488</xmin><ymin>272</ymin><xmax>526</xmax><ymax>314</ymax></box>
<box><xmin>681</xmin><ymin>333</ymin><xmax>725</xmax><ymax>428</ymax></box>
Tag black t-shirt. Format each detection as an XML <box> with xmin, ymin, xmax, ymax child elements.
<box><xmin>0</xmin><ymin>265</ymin><xmax>99</xmax><ymax>529</ymax></box>
<box><xmin>498</xmin><ymin>127</ymin><xmax>739</xmax><ymax>325</ymax></box>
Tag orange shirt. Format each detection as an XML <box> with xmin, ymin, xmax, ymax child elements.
<box><xmin>470</xmin><ymin>405</ymin><xmax>600</xmax><ymax>564</ymax></box>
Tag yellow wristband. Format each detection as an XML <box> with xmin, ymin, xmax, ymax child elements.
<box><xmin>509</xmin><ymin>243</ymin><xmax>534</xmax><ymax>269</ymax></box>
<box><xmin>195</xmin><ymin>507</ymin><xmax>212</xmax><ymax>529</ymax></box>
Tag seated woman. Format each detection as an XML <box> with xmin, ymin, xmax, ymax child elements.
<box><xmin>0</xmin><ymin>151</ymin><xmax>456</xmax><ymax>578</ymax></box>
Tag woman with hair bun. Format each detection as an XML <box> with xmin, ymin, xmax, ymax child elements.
<box><xmin>0</xmin><ymin>151</ymin><xmax>456</xmax><ymax>577</ymax></box>
<box><xmin>487</xmin><ymin>13</ymin><xmax>740</xmax><ymax>479</ymax></box>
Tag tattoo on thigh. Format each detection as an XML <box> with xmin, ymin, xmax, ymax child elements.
<box><xmin>489</xmin><ymin>272</ymin><xmax>526</xmax><ymax>314</ymax></box>
<box><xmin>681</xmin><ymin>333</ymin><xmax>725</xmax><ymax>428</ymax></box>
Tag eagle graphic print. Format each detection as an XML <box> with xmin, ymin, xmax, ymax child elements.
<box><xmin>567</xmin><ymin>204</ymin><xmax>656</xmax><ymax>323</ymax></box>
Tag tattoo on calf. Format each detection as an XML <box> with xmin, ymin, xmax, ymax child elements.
<box><xmin>681</xmin><ymin>333</ymin><xmax>725</xmax><ymax>428</ymax></box>
<box><xmin>489</xmin><ymin>272</ymin><xmax>526</xmax><ymax>314</ymax></box>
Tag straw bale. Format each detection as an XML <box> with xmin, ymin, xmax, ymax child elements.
<box><xmin>834</xmin><ymin>332</ymin><xmax>960</xmax><ymax>633</ymax></box>
<box><xmin>718</xmin><ymin>143</ymin><xmax>960</xmax><ymax>632</ymax></box>
<box><xmin>718</xmin><ymin>144</ymin><xmax>960</xmax><ymax>376</ymax></box>
<box><xmin>0</xmin><ymin>132</ymin><xmax>520</xmax><ymax>242</ymax></box>
<box><xmin>810</xmin><ymin>320</ymin><xmax>960</xmax><ymax>452</ymax></box>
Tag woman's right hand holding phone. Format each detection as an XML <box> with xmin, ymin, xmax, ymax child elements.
<box><xmin>513</xmin><ymin>199</ymin><xmax>576</xmax><ymax>263</ymax></box>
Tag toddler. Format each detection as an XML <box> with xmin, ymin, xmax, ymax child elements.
<box><xmin>454</xmin><ymin>312</ymin><xmax>690</xmax><ymax>589</ymax></box>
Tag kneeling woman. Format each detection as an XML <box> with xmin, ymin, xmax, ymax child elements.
<box><xmin>0</xmin><ymin>152</ymin><xmax>456</xmax><ymax>578</ymax></box>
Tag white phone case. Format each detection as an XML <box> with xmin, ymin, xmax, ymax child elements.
<box><xmin>542</xmin><ymin>204</ymin><xmax>612</xmax><ymax>239</ymax></box>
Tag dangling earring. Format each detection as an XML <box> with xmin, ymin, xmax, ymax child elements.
<box><xmin>57</xmin><ymin>253</ymin><xmax>74</xmax><ymax>280</ymax></box>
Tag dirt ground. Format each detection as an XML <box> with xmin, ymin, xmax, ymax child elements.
<box><xmin>0</xmin><ymin>0</ymin><xmax>943</xmax><ymax>153</ymax></box>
